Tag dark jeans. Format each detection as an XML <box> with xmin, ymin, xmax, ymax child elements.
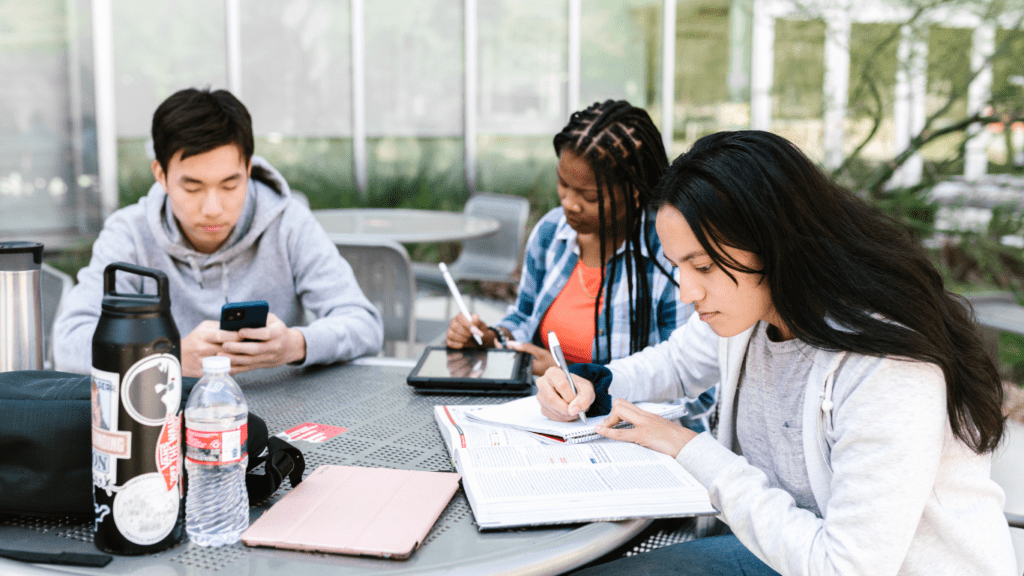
<box><xmin>569</xmin><ymin>534</ymin><xmax>781</xmax><ymax>576</ymax></box>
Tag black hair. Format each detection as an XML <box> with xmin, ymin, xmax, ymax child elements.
<box><xmin>652</xmin><ymin>130</ymin><xmax>1004</xmax><ymax>453</ymax></box>
<box><xmin>151</xmin><ymin>88</ymin><xmax>279</xmax><ymax>193</ymax></box>
<box><xmin>553</xmin><ymin>100</ymin><xmax>673</xmax><ymax>362</ymax></box>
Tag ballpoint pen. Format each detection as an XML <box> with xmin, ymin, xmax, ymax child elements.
<box><xmin>439</xmin><ymin>262</ymin><xmax>483</xmax><ymax>346</ymax></box>
<box><xmin>547</xmin><ymin>331</ymin><xmax>587</xmax><ymax>424</ymax></box>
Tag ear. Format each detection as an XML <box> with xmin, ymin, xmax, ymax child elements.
<box><xmin>151</xmin><ymin>159</ymin><xmax>166</xmax><ymax>187</ymax></box>
<box><xmin>245</xmin><ymin>159</ymin><xmax>252</xmax><ymax>180</ymax></box>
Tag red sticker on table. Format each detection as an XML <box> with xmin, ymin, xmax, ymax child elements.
<box><xmin>276</xmin><ymin>423</ymin><xmax>347</xmax><ymax>443</ymax></box>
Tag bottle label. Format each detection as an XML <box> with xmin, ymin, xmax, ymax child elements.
<box><xmin>186</xmin><ymin>423</ymin><xmax>248</xmax><ymax>465</ymax></box>
<box><xmin>91</xmin><ymin>368</ymin><xmax>126</xmax><ymax>490</ymax></box>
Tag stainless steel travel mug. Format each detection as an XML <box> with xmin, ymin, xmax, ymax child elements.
<box><xmin>0</xmin><ymin>241</ymin><xmax>44</xmax><ymax>372</ymax></box>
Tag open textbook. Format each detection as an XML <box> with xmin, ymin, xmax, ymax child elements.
<box><xmin>434</xmin><ymin>404</ymin><xmax>717</xmax><ymax>529</ymax></box>
<box><xmin>463</xmin><ymin>395</ymin><xmax>693</xmax><ymax>444</ymax></box>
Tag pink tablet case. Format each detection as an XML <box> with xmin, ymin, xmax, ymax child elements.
<box><xmin>241</xmin><ymin>465</ymin><xmax>461</xmax><ymax>559</ymax></box>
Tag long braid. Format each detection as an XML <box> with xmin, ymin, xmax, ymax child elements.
<box><xmin>553</xmin><ymin>100</ymin><xmax>672</xmax><ymax>361</ymax></box>
<box><xmin>595</xmin><ymin>163</ymin><xmax>609</xmax><ymax>362</ymax></box>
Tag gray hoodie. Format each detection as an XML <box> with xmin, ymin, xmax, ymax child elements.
<box><xmin>54</xmin><ymin>157</ymin><xmax>384</xmax><ymax>374</ymax></box>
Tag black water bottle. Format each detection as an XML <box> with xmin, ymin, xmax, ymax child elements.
<box><xmin>90</xmin><ymin>262</ymin><xmax>185</xmax><ymax>554</ymax></box>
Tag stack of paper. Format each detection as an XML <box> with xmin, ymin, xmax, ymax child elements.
<box><xmin>463</xmin><ymin>395</ymin><xmax>692</xmax><ymax>444</ymax></box>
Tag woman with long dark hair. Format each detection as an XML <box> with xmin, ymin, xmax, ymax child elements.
<box><xmin>447</xmin><ymin>100</ymin><xmax>714</xmax><ymax>429</ymax></box>
<box><xmin>539</xmin><ymin>130</ymin><xmax>1016</xmax><ymax>575</ymax></box>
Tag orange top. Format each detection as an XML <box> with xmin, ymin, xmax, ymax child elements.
<box><xmin>539</xmin><ymin>259</ymin><xmax>604</xmax><ymax>365</ymax></box>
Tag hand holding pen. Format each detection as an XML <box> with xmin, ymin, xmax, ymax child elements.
<box><xmin>547</xmin><ymin>331</ymin><xmax>587</xmax><ymax>424</ymax></box>
<box><xmin>439</xmin><ymin>262</ymin><xmax>484</xmax><ymax>346</ymax></box>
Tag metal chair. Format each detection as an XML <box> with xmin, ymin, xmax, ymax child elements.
<box><xmin>413</xmin><ymin>192</ymin><xmax>531</xmax><ymax>314</ymax></box>
<box><xmin>40</xmin><ymin>262</ymin><xmax>74</xmax><ymax>370</ymax></box>
<box><xmin>333</xmin><ymin>238</ymin><xmax>416</xmax><ymax>358</ymax></box>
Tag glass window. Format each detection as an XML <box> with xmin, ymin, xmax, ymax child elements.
<box><xmin>241</xmin><ymin>0</ymin><xmax>352</xmax><ymax>137</ymax></box>
<box><xmin>672</xmin><ymin>0</ymin><xmax>733</xmax><ymax>151</ymax></box>
<box><xmin>847</xmin><ymin>22</ymin><xmax>899</xmax><ymax>163</ymax></box>
<box><xmin>580</xmin><ymin>0</ymin><xmax>657</xmax><ymax>109</ymax></box>
<box><xmin>0</xmin><ymin>0</ymin><xmax>101</xmax><ymax>241</ymax></box>
<box><xmin>773</xmin><ymin>18</ymin><xmax>826</xmax><ymax>158</ymax></box>
<box><xmin>112</xmin><ymin>1</ymin><xmax>227</xmax><ymax>138</ymax></box>
<box><xmin>239</xmin><ymin>1</ymin><xmax>355</xmax><ymax>208</ymax></box>
<box><xmin>364</xmin><ymin>0</ymin><xmax>462</xmax><ymax>136</ymax></box>
<box><xmin>478</xmin><ymin>0</ymin><xmax>567</xmax><ymax>135</ymax></box>
<box><xmin>363</xmin><ymin>0</ymin><xmax>465</xmax><ymax>207</ymax></box>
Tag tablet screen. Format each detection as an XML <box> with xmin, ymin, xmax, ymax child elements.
<box><xmin>415</xmin><ymin>348</ymin><xmax>518</xmax><ymax>380</ymax></box>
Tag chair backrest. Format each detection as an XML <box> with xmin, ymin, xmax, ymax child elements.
<box><xmin>333</xmin><ymin>239</ymin><xmax>416</xmax><ymax>357</ymax></box>
<box><xmin>40</xmin><ymin>262</ymin><xmax>74</xmax><ymax>370</ymax></box>
<box><xmin>452</xmin><ymin>192</ymin><xmax>531</xmax><ymax>283</ymax></box>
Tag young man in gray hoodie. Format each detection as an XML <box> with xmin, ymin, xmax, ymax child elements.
<box><xmin>54</xmin><ymin>88</ymin><xmax>384</xmax><ymax>377</ymax></box>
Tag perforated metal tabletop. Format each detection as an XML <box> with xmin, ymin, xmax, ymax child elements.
<box><xmin>0</xmin><ymin>362</ymin><xmax>648</xmax><ymax>576</ymax></box>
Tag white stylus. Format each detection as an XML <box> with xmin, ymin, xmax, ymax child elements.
<box><xmin>439</xmin><ymin>262</ymin><xmax>483</xmax><ymax>345</ymax></box>
<box><xmin>548</xmin><ymin>331</ymin><xmax>587</xmax><ymax>424</ymax></box>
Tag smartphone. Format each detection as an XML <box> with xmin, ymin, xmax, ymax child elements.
<box><xmin>220</xmin><ymin>300</ymin><xmax>269</xmax><ymax>332</ymax></box>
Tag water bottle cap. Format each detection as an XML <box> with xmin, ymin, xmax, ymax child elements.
<box><xmin>202</xmin><ymin>356</ymin><xmax>231</xmax><ymax>372</ymax></box>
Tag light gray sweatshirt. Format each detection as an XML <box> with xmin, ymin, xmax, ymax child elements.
<box><xmin>54</xmin><ymin>157</ymin><xmax>384</xmax><ymax>374</ymax></box>
<box><xmin>606</xmin><ymin>314</ymin><xmax>1018</xmax><ymax>576</ymax></box>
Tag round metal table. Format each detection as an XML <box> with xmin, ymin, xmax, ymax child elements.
<box><xmin>0</xmin><ymin>362</ymin><xmax>648</xmax><ymax>576</ymax></box>
<box><xmin>312</xmin><ymin>209</ymin><xmax>500</xmax><ymax>244</ymax></box>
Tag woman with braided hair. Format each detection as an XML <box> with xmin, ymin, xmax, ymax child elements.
<box><xmin>446</xmin><ymin>99</ymin><xmax>715</xmax><ymax>431</ymax></box>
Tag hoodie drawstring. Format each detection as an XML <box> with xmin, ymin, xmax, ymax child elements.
<box><xmin>187</xmin><ymin>257</ymin><xmax>203</xmax><ymax>288</ymax></box>
<box><xmin>221</xmin><ymin>262</ymin><xmax>230</xmax><ymax>304</ymax></box>
<box><xmin>816</xmin><ymin>352</ymin><xmax>846</xmax><ymax>473</ymax></box>
<box><xmin>187</xmin><ymin>256</ymin><xmax>230</xmax><ymax>304</ymax></box>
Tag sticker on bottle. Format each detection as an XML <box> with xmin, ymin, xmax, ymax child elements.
<box><xmin>155</xmin><ymin>412</ymin><xmax>181</xmax><ymax>492</ymax></box>
<box><xmin>185</xmin><ymin>424</ymin><xmax>248</xmax><ymax>465</ymax></box>
<box><xmin>112</xmin><ymin>472</ymin><xmax>180</xmax><ymax>545</ymax></box>
<box><xmin>91</xmin><ymin>368</ymin><xmax>126</xmax><ymax>490</ymax></box>
<box><xmin>121</xmin><ymin>353</ymin><xmax>181</xmax><ymax>427</ymax></box>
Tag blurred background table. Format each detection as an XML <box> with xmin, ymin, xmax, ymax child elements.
<box><xmin>312</xmin><ymin>208</ymin><xmax>500</xmax><ymax>244</ymax></box>
<box><xmin>0</xmin><ymin>360</ymin><xmax>649</xmax><ymax>576</ymax></box>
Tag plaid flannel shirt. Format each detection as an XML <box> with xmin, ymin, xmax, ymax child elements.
<box><xmin>497</xmin><ymin>207</ymin><xmax>716</xmax><ymax>431</ymax></box>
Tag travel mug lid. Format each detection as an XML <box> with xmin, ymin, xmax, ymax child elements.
<box><xmin>0</xmin><ymin>241</ymin><xmax>44</xmax><ymax>272</ymax></box>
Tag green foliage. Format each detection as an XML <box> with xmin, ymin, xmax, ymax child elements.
<box><xmin>1000</xmin><ymin>330</ymin><xmax>1024</xmax><ymax>385</ymax></box>
<box><xmin>867</xmin><ymin>184</ymin><xmax>939</xmax><ymax>239</ymax></box>
<box><xmin>937</xmin><ymin>205</ymin><xmax>1024</xmax><ymax>293</ymax></box>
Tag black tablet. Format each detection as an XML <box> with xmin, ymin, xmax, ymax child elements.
<box><xmin>407</xmin><ymin>346</ymin><xmax>533</xmax><ymax>395</ymax></box>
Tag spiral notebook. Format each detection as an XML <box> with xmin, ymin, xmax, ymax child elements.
<box><xmin>463</xmin><ymin>395</ymin><xmax>691</xmax><ymax>444</ymax></box>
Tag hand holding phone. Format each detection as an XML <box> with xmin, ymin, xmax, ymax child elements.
<box><xmin>181</xmin><ymin>302</ymin><xmax>302</xmax><ymax>377</ymax></box>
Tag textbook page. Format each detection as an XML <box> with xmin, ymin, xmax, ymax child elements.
<box><xmin>463</xmin><ymin>395</ymin><xmax>692</xmax><ymax>443</ymax></box>
<box><xmin>452</xmin><ymin>442</ymin><xmax>716</xmax><ymax>529</ymax></box>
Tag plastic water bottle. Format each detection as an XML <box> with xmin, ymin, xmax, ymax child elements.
<box><xmin>185</xmin><ymin>356</ymin><xmax>249</xmax><ymax>546</ymax></box>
